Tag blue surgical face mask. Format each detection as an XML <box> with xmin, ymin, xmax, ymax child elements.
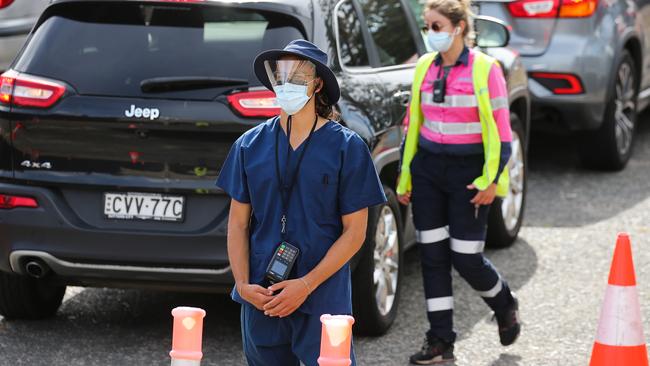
<box><xmin>273</xmin><ymin>83</ymin><xmax>313</xmax><ymax>115</ymax></box>
<box><xmin>427</xmin><ymin>27</ymin><xmax>459</xmax><ymax>53</ymax></box>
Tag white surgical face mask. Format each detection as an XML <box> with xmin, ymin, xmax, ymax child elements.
<box><xmin>273</xmin><ymin>83</ymin><xmax>313</xmax><ymax>115</ymax></box>
<box><xmin>427</xmin><ymin>26</ymin><xmax>459</xmax><ymax>53</ymax></box>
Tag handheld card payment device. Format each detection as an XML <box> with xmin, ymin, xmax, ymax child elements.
<box><xmin>265</xmin><ymin>241</ymin><xmax>299</xmax><ymax>284</ymax></box>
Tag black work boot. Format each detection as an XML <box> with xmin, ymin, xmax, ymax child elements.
<box><xmin>409</xmin><ymin>336</ymin><xmax>455</xmax><ymax>365</ymax></box>
<box><xmin>495</xmin><ymin>296</ymin><xmax>521</xmax><ymax>346</ymax></box>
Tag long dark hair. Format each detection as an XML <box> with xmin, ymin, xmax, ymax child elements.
<box><xmin>315</xmin><ymin>79</ymin><xmax>340</xmax><ymax>121</ymax></box>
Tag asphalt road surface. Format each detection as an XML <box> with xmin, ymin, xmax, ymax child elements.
<box><xmin>2</xmin><ymin>118</ymin><xmax>650</xmax><ymax>366</ymax></box>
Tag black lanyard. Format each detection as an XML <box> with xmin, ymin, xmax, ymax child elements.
<box><xmin>435</xmin><ymin>64</ymin><xmax>453</xmax><ymax>84</ymax></box>
<box><xmin>275</xmin><ymin>115</ymin><xmax>319</xmax><ymax>239</ymax></box>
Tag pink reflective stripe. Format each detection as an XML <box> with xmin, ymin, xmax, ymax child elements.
<box><xmin>421</xmin><ymin>105</ymin><xmax>480</xmax><ymax>124</ymax></box>
<box><xmin>495</xmin><ymin>110</ymin><xmax>513</xmax><ymax>142</ymax></box>
<box><xmin>420</xmin><ymin>126</ymin><xmax>483</xmax><ymax>144</ymax></box>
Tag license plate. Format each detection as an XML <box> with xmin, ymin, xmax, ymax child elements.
<box><xmin>104</xmin><ymin>192</ymin><xmax>185</xmax><ymax>222</ymax></box>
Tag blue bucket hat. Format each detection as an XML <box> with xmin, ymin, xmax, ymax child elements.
<box><xmin>253</xmin><ymin>39</ymin><xmax>340</xmax><ymax>105</ymax></box>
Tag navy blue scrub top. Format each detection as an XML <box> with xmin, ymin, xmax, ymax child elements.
<box><xmin>216</xmin><ymin>117</ymin><xmax>386</xmax><ymax>315</ymax></box>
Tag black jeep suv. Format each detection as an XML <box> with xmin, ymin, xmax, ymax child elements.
<box><xmin>0</xmin><ymin>0</ymin><xmax>529</xmax><ymax>335</ymax></box>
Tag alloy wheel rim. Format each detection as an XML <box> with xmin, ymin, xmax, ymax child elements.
<box><xmin>501</xmin><ymin>130</ymin><xmax>525</xmax><ymax>232</ymax></box>
<box><xmin>373</xmin><ymin>205</ymin><xmax>399</xmax><ymax>316</ymax></box>
<box><xmin>614</xmin><ymin>62</ymin><xmax>636</xmax><ymax>156</ymax></box>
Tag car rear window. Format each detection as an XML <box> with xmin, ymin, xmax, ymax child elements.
<box><xmin>13</xmin><ymin>2</ymin><xmax>304</xmax><ymax>100</ymax></box>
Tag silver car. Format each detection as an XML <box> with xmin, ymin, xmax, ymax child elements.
<box><xmin>476</xmin><ymin>0</ymin><xmax>649</xmax><ymax>170</ymax></box>
<box><xmin>0</xmin><ymin>0</ymin><xmax>49</xmax><ymax>72</ymax></box>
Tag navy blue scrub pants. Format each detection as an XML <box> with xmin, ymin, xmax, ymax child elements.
<box><xmin>240</xmin><ymin>303</ymin><xmax>357</xmax><ymax>366</ymax></box>
<box><xmin>410</xmin><ymin>149</ymin><xmax>514</xmax><ymax>343</ymax></box>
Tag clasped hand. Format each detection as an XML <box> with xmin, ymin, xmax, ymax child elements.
<box><xmin>238</xmin><ymin>279</ymin><xmax>310</xmax><ymax>318</ymax></box>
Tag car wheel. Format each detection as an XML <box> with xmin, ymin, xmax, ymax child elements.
<box><xmin>487</xmin><ymin>113</ymin><xmax>526</xmax><ymax>249</ymax></box>
<box><xmin>579</xmin><ymin>50</ymin><xmax>637</xmax><ymax>171</ymax></box>
<box><xmin>352</xmin><ymin>185</ymin><xmax>403</xmax><ymax>336</ymax></box>
<box><xmin>0</xmin><ymin>272</ymin><xmax>65</xmax><ymax>320</ymax></box>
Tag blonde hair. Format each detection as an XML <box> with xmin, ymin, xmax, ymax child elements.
<box><xmin>424</xmin><ymin>0</ymin><xmax>474</xmax><ymax>38</ymax></box>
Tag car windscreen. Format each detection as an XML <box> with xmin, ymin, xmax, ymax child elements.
<box><xmin>13</xmin><ymin>2</ymin><xmax>305</xmax><ymax>100</ymax></box>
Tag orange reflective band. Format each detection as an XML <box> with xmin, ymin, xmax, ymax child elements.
<box><xmin>590</xmin><ymin>342</ymin><xmax>649</xmax><ymax>366</ymax></box>
<box><xmin>608</xmin><ymin>233</ymin><xmax>637</xmax><ymax>286</ymax></box>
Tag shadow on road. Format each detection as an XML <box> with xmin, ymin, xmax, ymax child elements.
<box><xmin>0</xmin><ymin>288</ymin><xmax>244</xmax><ymax>365</ymax></box>
<box><xmin>524</xmin><ymin>112</ymin><xmax>650</xmax><ymax>228</ymax></box>
<box><xmin>354</xmin><ymin>237</ymin><xmax>538</xmax><ymax>365</ymax></box>
<box><xmin>488</xmin><ymin>354</ymin><xmax>523</xmax><ymax>366</ymax></box>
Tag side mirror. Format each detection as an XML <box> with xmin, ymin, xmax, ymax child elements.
<box><xmin>474</xmin><ymin>16</ymin><xmax>510</xmax><ymax>48</ymax></box>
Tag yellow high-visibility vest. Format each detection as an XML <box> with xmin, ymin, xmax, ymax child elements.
<box><xmin>397</xmin><ymin>51</ymin><xmax>510</xmax><ymax>197</ymax></box>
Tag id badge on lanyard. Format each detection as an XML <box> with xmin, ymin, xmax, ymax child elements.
<box><xmin>264</xmin><ymin>115</ymin><xmax>318</xmax><ymax>284</ymax></box>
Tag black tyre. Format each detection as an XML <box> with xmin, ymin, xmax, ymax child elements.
<box><xmin>487</xmin><ymin>113</ymin><xmax>527</xmax><ymax>249</ymax></box>
<box><xmin>0</xmin><ymin>272</ymin><xmax>65</xmax><ymax>320</ymax></box>
<box><xmin>352</xmin><ymin>185</ymin><xmax>403</xmax><ymax>336</ymax></box>
<box><xmin>579</xmin><ymin>50</ymin><xmax>638</xmax><ymax>171</ymax></box>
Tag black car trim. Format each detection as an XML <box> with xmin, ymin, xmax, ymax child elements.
<box><xmin>372</xmin><ymin>146</ymin><xmax>400</xmax><ymax>174</ymax></box>
<box><xmin>333</xmin><ymin>0</ymin><xmax>420</xmax><ymax>75</ymax></box>
<box><xmin>0</xmin><ymin>23</ymin><xmax>33</xmax><ymax>37</ymax></box>
<box><xmin>9</xmin><ymin>250</ymin><xmax>232</xmax><ymax>277</ymax></box>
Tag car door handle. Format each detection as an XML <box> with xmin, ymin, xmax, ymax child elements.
<box><xmin>393</xmin><ymin>90</ymin><xmax>411</xmax><ymax>107</ymax></box>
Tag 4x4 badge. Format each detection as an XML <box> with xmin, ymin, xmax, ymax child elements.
<box><xmin>21</xmin><ymin>160</ymin><xmax>52</xmax><ymax>169</ymax></box>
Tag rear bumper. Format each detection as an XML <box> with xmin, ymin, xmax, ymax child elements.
<box><xmin>0</xmin><ymin>182</ymin><xmax>234</xmax><ymax>292</ymax></box>
<box><xmin>527</xmin><ymin>83</ymin><xmax>607</xmax><ymax>132</ymax></box>
<box><xmin>9</xmin><ymin>250</ymin><xmax>232</xmax><ymax>291</ymax></box>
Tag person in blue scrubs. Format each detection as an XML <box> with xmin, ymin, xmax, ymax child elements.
<box><xmin>216</xmin><ymin>39</ymin><xmax>387</xmax><ymax>366</ymax></box>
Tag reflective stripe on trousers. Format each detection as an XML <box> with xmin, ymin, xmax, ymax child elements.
<box><xmin>411</xmin><ymin>149</ymin><xmax>513</xmax><ymax>343</ymax></box>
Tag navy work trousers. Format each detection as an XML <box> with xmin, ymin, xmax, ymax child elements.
<box><xmin>240</xmin><ymin>303</ymin><xmax>356</xmax><ymax>366</ymax></box>
<box><xmin>410</xmin><ymin>149</ymin><xmax>514</xmax><ymax>343</ymax></box>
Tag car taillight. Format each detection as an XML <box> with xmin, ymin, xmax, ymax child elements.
<box><xmin>0</xmin><ymin>194</ymin><xmax>38</xmax><ymax>209</ymax></box>
<box><xmin>227</xmin><ymin>90</ymin><xmax>280</xmax><ymax>118</ymax></box>
<box><xmin>507</xmin><ymin>0</ymin><xmax>559</xmax><ymax>18</ymax></box>
<box><xmin>530</xmin><ymin>72</ymin><xmax>584</xmax><ymax>94</ymax></box>
<box><xmin>559</xmin><ymin>0</ymin><xmax>597</xmax><ymax>17</ymax></box>
<box><xmin>508</xmin><ymin>0</ymin><xmax>597</xmax><ymax>17</ymax></box>
<box><xmin>0</xmin><ymin>0</ymin><xmax>14</xmax><ymax>9</ymax></box>
<box><xmin>0</xmin><ymin>74</ymin><xmax>14</xmax><ymax>105</ymax></box>
<box><xmin>0</xmin><ymin>70</ymin><xmax>66</xmax><ymax>108</ymax></box>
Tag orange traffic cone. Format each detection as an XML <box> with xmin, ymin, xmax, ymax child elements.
<box><xmin>590</xmin><ymin>233</ymin><xmax>648</xmax><ymax>366</ymax></box>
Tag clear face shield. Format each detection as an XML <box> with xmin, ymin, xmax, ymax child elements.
<box><xmin>264</xmin><ymin>59</ymin><xmax>317</xmax><ymax>88</ymax></box>
<box><xmin>264</xmin><ymin>59</ymin><xmax>320</xmax><ymax>115</ymax></box>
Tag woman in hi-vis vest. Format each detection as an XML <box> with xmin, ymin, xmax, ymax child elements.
<box><xmin>397</xmin><ymin>0</ymin><xmax>521</xmax><ymax>364</ymax></box>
